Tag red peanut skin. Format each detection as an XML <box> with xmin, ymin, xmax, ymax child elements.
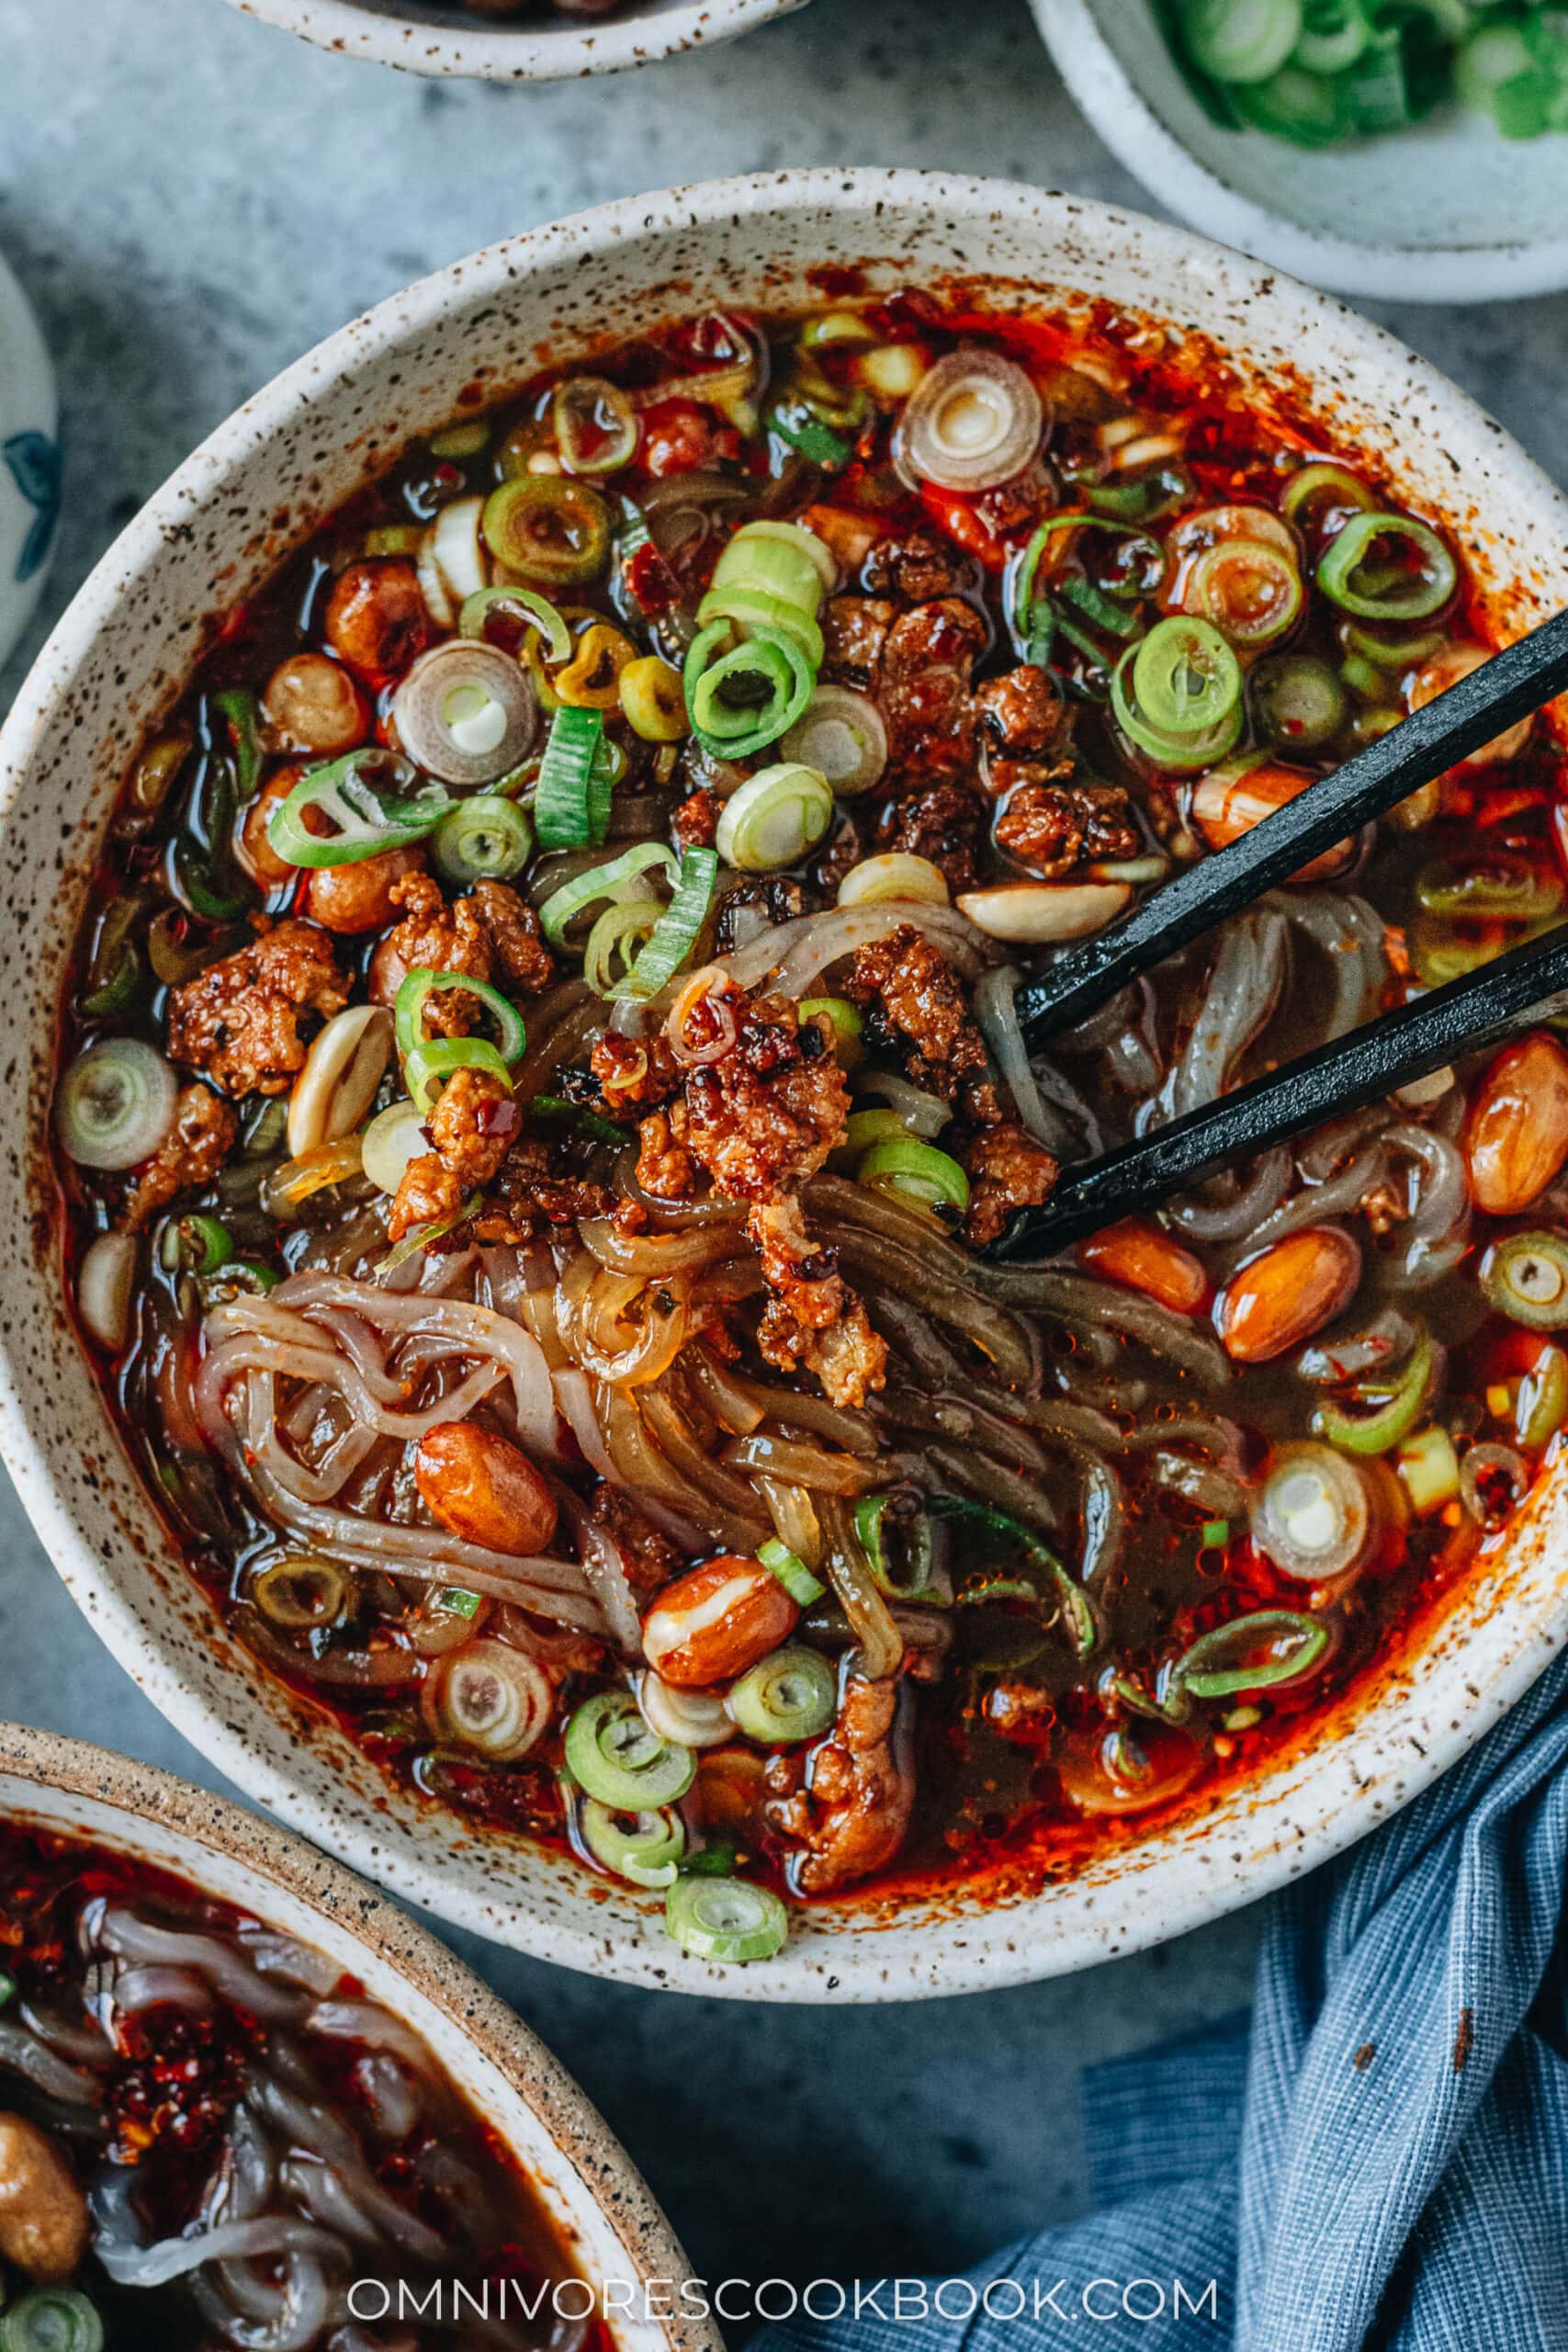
<box><xmin>641</xmin><ymin>1555</ymin><xmax>798</xmax><ymax>1688</ymax></box>
<box><xmin>415</xmin><ymin>1424</ymin><xmax>558</xmax><ymax>1557</ymax></box>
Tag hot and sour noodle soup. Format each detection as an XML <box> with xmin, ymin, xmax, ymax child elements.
<box><xmin>0</xmin><ymin>1820</ymin><xmax>604</xmax><ymax>2347</ymax></box>
<box><xmin>52</xmin><ymin>293</ymin><xmax>1568</xmax><ymax>1962</ymax></box>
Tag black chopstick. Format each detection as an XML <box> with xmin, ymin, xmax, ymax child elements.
<box><xmin>1013</xmin><ymin>604</ymin><xmax>1568</xmax><ymax>1048</ymax></box>
<box><xmin>990</xmin><ymin>912</ymin><xmax>1568</xmax><ymax>1261</ymax></box>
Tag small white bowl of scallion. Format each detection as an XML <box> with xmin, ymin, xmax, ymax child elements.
<box><xmin>1031</xmin><ymin>0</ymin><xmax>1568</xmax><ymax>300</ymax></box>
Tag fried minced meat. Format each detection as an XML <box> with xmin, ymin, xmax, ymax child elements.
<box><xmin>845</xmin><ymin>922</ymin><xmax>999</xmax><ymax>1122</ymax></box>
<box><xmin>992</xmin><ymin>771</ymin><xmax>1141</xmax><ymax>879</ymax></box>
<box><xmin>870</xmin><ymin>780</ymin><xmax>986</xmax><ymax>893</ymax></box>
<box><xmin>714</xmin><ymin>875</ymin><xmax>815</xmax><ymax>954</ymax></box>
<box><xmin>368</xmin><ymin>873</ymin><xmax>553</xmax><ymax>1035</ymax></box>
<box><xmin>819</xmin><ymin>595</ymin><xmax>895</xmax><ymax>689</ymax></box>
<box><xmin>751</xmin><ymin>1196</ymin><xmax>887</xmax><ymax>1409</ymax></box>
<box><xmin>764</xmin><ymin>1673</ymin><xmax>914</xmax><ymax>1892</ymax></box>
<box><xmin>876</xmin><ymin>600</ymin><xmax>987</xmax><ymax>781</ymax></box>
<box><xmin>120</xmin><ymin>1083</ymin><xmax>238</xmax><ymax>1230</ymax></box>
<box><xmin>389</xmin><ymin>1085</ymin><xmax>608</xmax><ymax>1246</ymax></box>
<box><xmin>961</xmin><ymin>1121</ymin><xmax>1060</xmax><ymax>1249</ymax></box>
<box><xmin>166</xmin><ymin>920</ymin><xmax>348</xmax><ymax>1098</ymax></box>
<box><xmin>588</xmin><ymin>1482</ymin><xmax>685</xmax><ymax>1592</ymax></box>
<box><xmin>671</xmin><ymin>789</ymin><xmax>720</xmax><ymax>853</ymax></box>
<box><xmin>634</xmin><ymin>1102</ymin><xmax>698</xmax><ymax>1202</ymax></box>
<box><xmin>863</xmin><ymin>526</ymin><xmax>974</xmax><ymax>605</ymax></box>
<box><xmin>975</xmin><ymin>662</ymin><xmax>1064</xmax><ymax>756</ymax></box>
<box><xmin>590</xmin><ymin>1031</ymin><xmax>682</xmax><ymax>1117</ymax></box>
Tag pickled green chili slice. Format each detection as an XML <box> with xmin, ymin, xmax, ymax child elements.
<box><xmin>395</xmin><ymin>967</ymin><xmax>526</xmax><ymax>1069</ymax></box>
<box><xmin>1250</xmin><ymin>651</ymin><xmax>1348</xmax><ymax>751</ymax></box>
<box><xmin>579</xmin><ymin>1795</ymin><xmax>685</xmax><ymax>1888</ymax></box>
<box><xmin>564</xmin><ymin>1690</ymin><xmax>696</xmax><ymax>1809</ymax></box>
<box><xmin>1517</xmin><ymin>1344</ymin><xmax>1568</xmax><ymax>1450</ymax></box>
<box><xmin>214</xmin><ymin>686</ymin><xmax>263</xmax><ymax>798</ymax></box>
<box><xmin>430</xmin><ymin>794</ymin><xmax>534</xmax><ymax>886</ymax></box>
<box><xmin>480</xmin><ymin>476</ymin><xmax>612</xmax><ymax>586</ymax></box>
<box><xmin>684</xmin><ymin>622</ymin><xmax>814</xmax><ymax>760</ymax></box>
<box><xmin>1416</xmin><ymin>854</ymin><xmax>1564</xmax><ymax>925</ymax></box>
<box><xmin>852</xmin><ymin>1494</ymin><xmax>941</xmax><ymax>1602</ymax></box>
<box><xmin>1111</xmin><ymin>624</ymin><xmax>1244</xmax><ymax>771</ymax></box>
<box><xmin>1317</xmin><ymin>511</ymin><xmax>1458</xmax><ymax>622</ymax></box>
<box><xmin>1085</xmin><ymin>462</ymin><xmax>1192</xmax><ymax>523</ymax></box>
<box><xmin>616</xmin><ymin>847</ymin><xmax>720</xmax><ymax>1002</ymax></box>
<box><xmin>929</xmin><ymin>1494</ymin><xmax>1096</xmax><ymax>1658</ymax></box>
<box><xmin>538</xmin><ymin>841</ymin><xmax>679</xmax><ymax>945</ymax></box>
<box><xmin>1173</xmin><ymin>1609</ymin><xmax>1328</xmax><ymax>1701</ymax></box>
<box><xmin>1314</xmin><ymin>1323</ymin><xmax>1439</xmax><ymax>1455</ymax></box>
<box><xmin>157</xmin><ymin>1212</ymin><xmax>233</xmax><ymax>1277</ymax></box>
<box><xmin>533</xmin><ymin>706</ymin><xmax>611</xmax><ymax>849</ymax></box>
<box><xmin>0</xmin><ymin>2289</ymin><xmax>107</xmax><ymax>2352</ymax></box>
<box><xmin>1280</xmin><ymin>461</ymin><xmax>1375</xmax><ymax>532</ymax></box>
<box><xmin>758</xmin><ymin>1536</ymin><xmax>826</xmax><ymax>1608</ymax></box>
<box><xmin>1186</xmin><ymin>537</ymin><xmax>1303</xmax><ymax>648</ymax></box>
<box><xmin>728</xmin><ymin>1645</ymin><xmax>837</xmax><ymax>1744</ymax></box>
<box><xmin>458</xmin><ymin>584</ymin><xmax>572</xmax><ymax>665</ymax></box>
<box><xmin>1483</xmin><ymin>1232</ymin><xmax>1568</xmax><ymax>1330</ymax></box>
<box><xmin>552</xmin><ymin>376</ymin><xmax>639</xmax><ymax>477</ymax></box>
<box><xmin>267</xmin><ymin>749</ymin><xmax>451</xmax><ymax>867</ymax></box>
<box><xmin>663</xmin><ymin>1872</ymin><xmax>787</xmax><ymax>1963</ymax></box>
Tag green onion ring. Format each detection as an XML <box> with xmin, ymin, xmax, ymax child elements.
<box><xmin>564</xmin><ymin>1691</ymin><xmax>696</xmax><ymax>1809</ymax></box>
<box><xmin>727</xmin><ymin>1645</ymin><xmax>837</xmax><ymax>1745</ymax></box>
<box><xmin>459</xmin><ymin>584</ymin><xmax>572</xmax><ymax>665</ymax></box>
<box><xmin>431</xmin><ymin>795</ymin><xmax>534</xmax><ymax>885</ymax></box>
<box><xmin>616</xmin><ymin>847</ymin><xmax>721</xmax><ymax>1002</ymax></box>
<box><xmin>266</xmin><ymin>748</ymin><xmax>451</xmax><ymax>868</ymax></box>
<box><xmin>1314</xmin><ymin>1324</ymin><xmax>1439</xmax><ymax>1454</ymax></box>
<box><xmin>534</xmin><ymin>705</ymin><xmax>611</xmax><ymax>849</ymax></box>
<box><xmin>1173</xmin><ymin>1609</ymin><xmax>1329</xmax><ymax>1701</ymax></box>
<box><xmin>538</xmin><ymin>841</ymin><xmax>680</xmax><ymax>946</ymax></box>
<box><xmin>663</xmin><ymin>1873</ymin><xmax>788</xmax><ymax>1963</ymax></box>
<box><xmin>683</xmin><ymin>622</ymin><xmax>814</xmax><ymax>761</ymax></box>
<box><xmin>394</xmin><ymin>967</ymin><xmax>526</xmax><ymax>1069</ymax></box>
<box><xmin>579</xmin><ymin>1796</ymin><xmax>686</xmax><ymax>1889</ymax></box>
<box><xmin>1482</xmin><ymin>1232</ymin><xmax>1568</xmax><ymax>1331</ymax></box>
<box><xmin>1316</xmin><ymin>511</ymin><xmax>1458</xmax><ymax>623</ymax></box>
<box><xmin>757</xmin><ymin>1537</ymin><xmax>826</xmax><ymax>1607</ymax></box>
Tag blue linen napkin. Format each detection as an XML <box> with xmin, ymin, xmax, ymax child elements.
<box><xmin>754</xmin><ymin>1642</ymin><xmax>1568</xmax><ymax>2349</ymax></box>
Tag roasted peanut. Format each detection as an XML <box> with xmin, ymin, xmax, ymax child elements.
<box><xmin>1411</xmin><ymin>644</ymin><xmax>1532</xmax><ymax>773</ymax></box>
<box><xmin>0</xmin><ymin>2111</ymin><xmax>90</xmax><ymax>2283</ymax></box>
<box><xmin>640</xmin><ymin>1555</ymin><xmax>798</xmax><ymax>1689</ymax></box>
<box><xmin>324</xmin><ymin>559</ymin><xmax>430</xmax><ymax>683</ymax></box>
<box><xmin>1465</xmin><ymin>1032</ymin><xmax>1568</xmax><ymax>1215</ymax></box>
<box><xmin>1216</xmin><ymin>1226</ymin><xmax>1362</xmax><ymax>1363</ymax></box>
<box><xmin>415</xmin><ymin>1424</ymin><xmax>559</xmax><ymax>1556</ymax></box>
<box><xmin>262</xmin><ymin>650</ymin><xmax>368</xmax><ymax>756</ymax></box>
<box><xmin>1190</xmin><ymin>762</ymin><xmax>1355</xmax><ymax>882</ymax></box>
<box><xmin>1077</xmin><ymin>1217</ymin><xmax>1210</xmax><ymax>1316</ymax></box>
<box><xmin>237</xmin><ymin>763</ymin><xmax>310</xmax><ymax>890</ymax></box>
<box><xmin>307</xmin><ymin>845</ymin><xmax>426</xmax><ymax>935</ymax></box>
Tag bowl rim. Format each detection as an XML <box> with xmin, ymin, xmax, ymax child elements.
<box><xmin>1031</xmin><ymin>0</ymin><xmax>1568</xmax><ymax>303</ymax></box>
<box><xmin>224</xmin><ymin>0</ymin><xmax>806</xmax><ymax>81</ymax></box>
<box><xmin>0</xmin><ymin>1718</ymin><xmax>715</xmax><ymax>2349</ymax></box>
<box><xmin>6</xmin><ymin>165</ymin><xmax>1568</xmax><ymax>1999</ymax></box>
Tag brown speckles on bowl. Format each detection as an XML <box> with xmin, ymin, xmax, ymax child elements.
<box><xmin>6</xmin><ymin>172</ymin><xmax>1568</xmax><ymax>2000</ymax></box>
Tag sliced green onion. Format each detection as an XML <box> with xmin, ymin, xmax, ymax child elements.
<box><xmin>727</xmin><ymin>1645</ymin><xmax>837</xmax><ymax>1745</ymax></box>
<box><xmin>929</xmin><ymin>1495</ymin><xmax>1097</xmax><ymax>1658</ymax></box>
<box><xmin>1250</xmin><ymin>651</ymin><xmax>1348</xmax><ymax>750</ymax></box>
<box><xmin>1396</xmin><ymin>1423</ymin><xmax>1462</xmax><ymax>1514</ymax></box>
<box><xmin>1415</xmin><ymin>854</ymin><xmax>1563</xmax><ymax>925</ymax></box>
<box><xmin>57</xmin><ymin>1038</ymin><xmax>178</xmax><ymax>1171</ymax></box>
<box><xmin>1518</xmin><ymin>1343</ymin><xmax>1568</xmax><ymax>1450</ymax></box>
<box><xmin>842</xmin><ymin>1108</ymin><xmax>908</xmax><ymax>1155</ymax></box>
<box><xmin>553</xmin><ymin>376</ymin><xmax>639</xmax><ymax>476</ymax></box>
<box><xmin>581</xmin><ymin>899</ymin><xmax>660</xmax><ymax>996</ymax></box>
<box><xmin>392</xmin><ymin>641</ymin><xmax>538</xmax><ymax>789</ymax></box>
<box><xmin>715</xmin><ymin>763</ymin><xmax>834</xmax><ymax>874</ymax></box>
<box><xmin>1280</xmin><ymin>461</ymin><xmax>1376</xmax><ymax>532</ymax></box>
<box><xmin>1314</xmin><ymin>1323</ymin><xmax>1438</xmax><ymax>1453</ymax></box>
<box><xmin>529</xmin><ymin>1093</ymin><xmax>626</xmax><ymax>1147</ymax></box>
<box><xmin>1483</xmin><ymin>1232</ymin><xmax>1568</xmax><ymax>1331</ymax></box>
<box><xmin>1317</xmin><ymin>510</ymin><xmax>1457</xmax><ymax>621</ymax></box>
<box><xmin>855</xmin><ymin>1137</ymin><xmax>970</xmax><ymax>1214</ymax></box>
<box><xmin>1173</xmin><ymin>1608</ymin><xmax>1328</xmax><ymax>1701</ymax></box>
<box><xmin>538</xmin><ymin>842</ymin><xmax>679</xmax><ymax>946</ymax></box>
<box><xmin>481</xmin><ymin>476</ymin><xmax>612</xmax><ymax>586</ymax></box>
<box><xmin>758</xmin><ymin>1536</ymin><xmax>826</xmax><ymax>1607</ymax></box>
<box><xmin>1231</xmin><ymin>62</ymin><xmax>1347</xmax><ymax>144</ymax></box>
<box><xmin>402</xmin><ymin>1036</ymin><xmax>512</xmax><ymax>1116</ymax></box>
<box><xmin>1111</xmin><ymin>639</ymin><xmax>1243</xmax><ymax>772</ymax></box>
<box><xmin>198</xmin><ymin>1258</ymin><xmax>280</xmax><ymax>1305</ymax></box>
<box><xmin>395</xmin><ymin>967</ymin><xmax>526</xmax><ymax>1069</ymax></box>
<box><xmin>1059</xmin><ymin>573</ymin><xmax>1141</xmax><ymax>639</ymax></box>
<box><xmin>431</xmin><ymin>794</ymin><xmax>534</xmax><ymax>885</ymax></box>
<box><xmin>782</xmin><ymin>684</ymin><xmax>888</xmax><ymax>797</ymax></box>
<box><xmin>664</xmin><ymin>1873</ymin><xmax>788</xmax><ymax>1963</ymax></box>
<box><xmin>616</xmin><ymin>847</ymin><xmax>720</xmax><ymax>1002</ymax></box>
<box><xmin>1200</xmin><ymin>1518</ymin><xmax>1230</xmax><ymax>1549</ymax></box>
<box><xmin>254</xmin><ymin>1554</ymin><xmax>351</xmax><ymax>1631</ymax></box>
<box><xmin>459</xmin><ymin>584</ymin><xmax>572</xmax><ymax>664</ymax></box>
<box><xmin>214</xmin><ymin>685</ymin><xmax>264</xmax><ymax>798</ymax></box>
<box><xmin>580</xmin><ymin>1796</ymin><xmax>686</xmax><ymax>1888</ymax></box>
<box><xmin>710</xmin><ymin>518</ymin><xmax>835</xmax><ymax>607</ymax></box>
<box><xmin>1132</xmin><ymin>616</ymin><xmax>1244</xmax><ymax>737</ymax></box>
<box><xmin>1254</xmin><ymin>1442</ymin><xmax>1370</xmax><ymax>1582</ymax></box>
<box><xmin>267</xmin><ymin>749</ymin><xmax>450</xmax><ymax>867</ymax></box>
<box><xmin>697</xmin><ymin>584</ymin><xmax>825</xmax><ymax>669</ymax></box>
<box><xmin>1184</xmin><ymin>0</ymin><xmax>1303</xmax><ymax>84</ymax></box>
<box><xmin>0</xmin><ymin>2289</ymin><xmax>106</xmax><ymax>2352</ymax></box>
<box><xmin>684</xmin><ymin>622</ymin><xmax>814</xmax><ymax>762</ymax></box>
<box><xmin>157</xmin><ymin>1212</ymin><xmax>234</xmax><ymax>1276</ymax></box>
<box><xmin>564</xmin><ymin>1690</ymin><xmax>696</xmax><ymax>1809</ymax></box>
<box><xmin>534</xmin><ymin>706</ymin><xmax>609</xmax><ymax>849</ymax></box>
<box><xmin>0</xmin><ymin>1970</ymin><xmax>13</xmax><ymax>2007</ymax></box>
<box><xmin>438</xmin><ymin>1586</ymin><xmax>484</xmax><ymax>1619</ymax></box>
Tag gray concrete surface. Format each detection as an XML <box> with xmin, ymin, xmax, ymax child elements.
<box><xmin>2</xmin><ymin>0</ymin><xmax>1563</xmax><ymax>2296</ymax></box>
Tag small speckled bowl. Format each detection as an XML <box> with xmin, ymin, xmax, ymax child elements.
<box><xmin>224</xmin><ymin>0</ymin><xmax>807</xmax><ymax>82</ymax></box>
<box><xmin>0</xmin><ymin>1720</ymin><xmax>713</xmax><ymax>2350</ymax></box>
<box><xmin>4</xmin><ymin>171</ymin><xmax>1568</xmax><ymax>1999</ymax></box>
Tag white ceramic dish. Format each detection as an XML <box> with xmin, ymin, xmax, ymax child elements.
<box><xmin>226</xmin><ymin>0</ymin><xmax>806</xmax><ymax>82</ymax></box>
<box><xmin>0</xmin><ymin>246</ymin><xmax>59</xmax><ymax>671</ymax></box>
<box><xmin>1032</xmin><ymin>0</ymin><xmax>1568</xmax><ymax>301</ymax></box>
<box><xmin>0</xmin><ymin>1720</ymin><xmax>710</xmax><ymax>2351</ymax></box>
<box><xmin>5</xmin><ymin>168</ymin><xmax>1568</xmax><ymax>2000</ymax></box>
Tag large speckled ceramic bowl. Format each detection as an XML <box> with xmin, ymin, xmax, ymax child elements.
<box><xmin>225</xmin><ymin>0</ymin><xmax>806</xmax><ymax>82</ymax></box>
<box><xmin>0</xmin><ymin>1721</ymin><xmax>712</xmax><ymax>2351</ymax></box>
<box><xmin>4</xmin><ymin>170</ymin><xmax>1568</xmax><ymax>2000</ymax></box>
